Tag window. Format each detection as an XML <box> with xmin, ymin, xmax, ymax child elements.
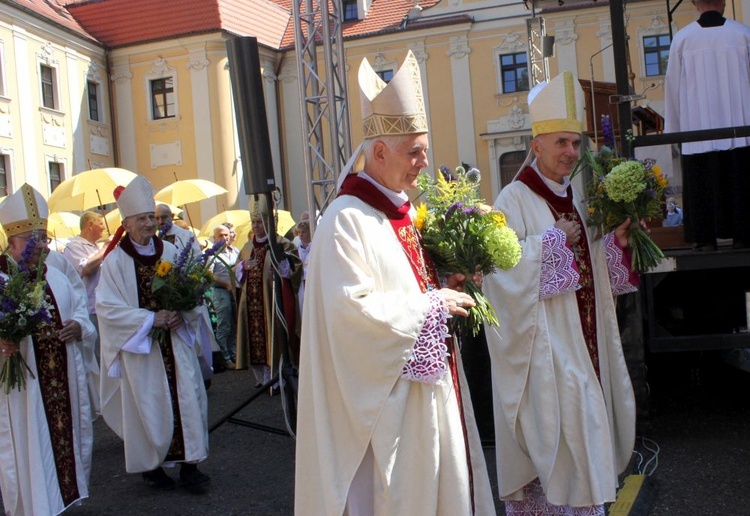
<box><xmin>500</xmin><ymin>53</ymin><xmax>529</xmax><ymax>94</ymax></box>
<box><xmin>343</xmin><ymin>0</ymin><xmax>358</xmax><ymax>21</ymax></box>
<box><xmin>48</xmin><ymin>161</ymin><xmax>62</xmax><ymax>193</ymax></box>
<box><xmin>150</xmin><ymin>77</ymin><xmax>175</xmax><ymax>119</ymax></box>
<box><xmin>40</xmin><ymin>64</ymin><xmax>56</xmax><ymax>109</ymax></box>
<box><xmin>0</xmin><ymin>155</ymin><xmax>8</xmax><ymax>197</ymax></box>
<box><xmin>644</xmin><ymin>35</ymin><xmax>671</xmax><ymax>76</ymax></box>
<box><xmin>87</xmin><ymin>80</ymin><xmax>100</xmax><ymax>121</ymax></box>
<box><xmin>376</xmin><ymin>69</ymin><xmax>393</xmax><ymax>83</ymax></box>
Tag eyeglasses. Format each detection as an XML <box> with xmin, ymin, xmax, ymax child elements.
<box><xmin>12</xmin><ymin>232</ymin><xmax>52</xmax><ymax>245</ymax></box>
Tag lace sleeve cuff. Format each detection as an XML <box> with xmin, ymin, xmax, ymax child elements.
<box><xmin>605</xmin><ymin>231</ymin><xmax>639</xmax><ymax>295</ymax></box>
<box><xmin>539</xmin><ymin>227</ymin><xmax>580</xmax><ymax>300</ymax></box>
<box><xmin>401</xmin><ymin>291</ymin><xmax>450</xmax><ymax>385</ymax></box>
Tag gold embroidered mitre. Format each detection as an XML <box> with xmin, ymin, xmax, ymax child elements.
<box><xmin>529</xmin><ymin>71</ymin><xmax>585</xmax><ymax>137</ymax></box>
<box><xmin>0</xmin><ymin>184</ymin><xmax>48</xmax><ymax>237</ymax></box>
<box><xmin>359</xmin><ymin>50</ymin><xmax>428</xmax><ymax>139</ymax></box>
<box><xmin>249</xmin><ymin>195</ymin><xmax>269</xmax><ymax>222</ymax></box>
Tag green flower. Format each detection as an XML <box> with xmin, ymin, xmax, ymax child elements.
<box><xmin>487</xmin><ymin>225</ymin><xmax>522</xmax><ymax>271</ymax></box>
<box><xmin>603</xmin><ymin>161</ymin><xmax>646</xmax><ymax>203</ymax></box>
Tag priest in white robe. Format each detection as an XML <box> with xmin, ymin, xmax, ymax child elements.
<box><xmin>664</xmin><ymin>0</ymin><xmax>750</xmax><ymax>249</ymax></box>
<box><xmin>0</xmin><ymin>184</ymin><xmax>94</xmax><ymax>515</ymax></box>
<box><xmin>97</xmin><ymin>176</ymin><xmax>210</xmax><ymax>491</ymax></box>
<box><xmin>483</xmin><ymin>72</ymin><xmax>637</xmax><ymax>514</ymax></box>
<box><xmin>295</xmin><ymin>50</ymin><xmax>496</xmax><ymax>516</ymax></box>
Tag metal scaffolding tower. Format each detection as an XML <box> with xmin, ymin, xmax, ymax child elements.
<box><xmin>291</xmin><ymin>0</ymin><xmax>352</xmax><ymax>229</ymax></box>
<box><xmin>526</xmin><ymin>16</ymin><xmax>550</xmax><ymax>87</ymax></box>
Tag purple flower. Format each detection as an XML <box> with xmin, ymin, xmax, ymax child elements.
<box><xmin>174</xmin><ymin>236</ymin><xmax>195</xmax><ymax>270</ymax></box>
<box><xmin>199</xmin><ymin>239</ymin><xmax>224</xmax><ymax>264</ymax></box>
<box><xmin>601</xmin><ymin>115</ymin><xmax>615</xmax><ymax>150</ymax></box>
<box><xmin>18</xmin><ymin>235</ymin><xmax>39</xmax><ymax>272</ymax></box>
<box><xmin>439</xmin><ymin>165</ymin><xmax>456</xmax><ymax>182</ymax></box>
<box><xmin>445</xmin><ymin>202</ymin><xmax>464</xmax><ymax>220</ymax></box>
<box><xmin>463</xmin><ymin>206</ymin><xmax>480</xmax><ymax>215</ymax></box>
<box><xmin>646</xmin><ymin>188</ymin><xmax>656</xmax><ymax>198</ymax></box>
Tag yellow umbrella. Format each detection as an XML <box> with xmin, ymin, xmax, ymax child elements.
<box><xmin>154</xmin><ymin>179</ymin><xmax>227</xmax><ymax>206</ymax></box>
<box><xmin>200</xmin><ymin>209</ymin><xmax>295</xmax><ymax>250</ymax></box>
<box><xmin>48</xmin><ymin>212</ymin><xmax>81</xmax><ymax>240</ymax></box>
<box><xmin>48</xmin><ymin>167</ymin><xmax>138</xmax><ymax>212</ymax></box>
<box><xmin>199</xmin><ymin>210</ymin><xmax>251</xmax><ymax>236</ymax></box>
<box><xmin>276</xmin><ymin>210</ymin><xmax>296</xmax><ymax>237</ymax></box>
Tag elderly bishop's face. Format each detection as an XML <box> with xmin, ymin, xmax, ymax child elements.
<box><xmin>532</xmin><ymin>132</ymin><xmax>581</xmax><ymax>184</ymax></box>
<box><xmin>123</xmin><ymin>212</ymin><xmax>157</xmax><ymax>246</ymax></box>
<box><xmin>378</xmin><ymin>133</ymin><xmax>430</xmax><ymax>192</ymax></box>
<box><xmin>7</xmin><ymin>231</ymin><xmax>49</xmax><ymax>266</ymax></box>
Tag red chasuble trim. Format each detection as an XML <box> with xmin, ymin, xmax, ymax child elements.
<box><xmin>517</xmin><ymin>167</ymin><xmax>601</xmax><ymax>379</ymax></box>
<box><xmin>119</xmin><ymin>236</ymin><xmax>187</xmax><ymax>460</ymax></box>
<box><xmin>0</xmin><ymin>256</ymin><xmax>81</xmax><ymax>506</ymax></box>
<box><xmin>338</xmin><ymin>173</ymin><xmax>477</xmax><ymax>512</ymax></box>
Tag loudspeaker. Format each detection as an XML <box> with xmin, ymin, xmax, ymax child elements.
<box><xmin>226</xmin><ymin>37</ymin><xmax>276</xmax><ymax>195</ymax></box>
<box><xmin>542</xmin><ymin>35</ymin><xmax>555</xmax><ymax>58</ymax></box>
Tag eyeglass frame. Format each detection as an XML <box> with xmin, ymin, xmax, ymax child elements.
<box><xmin>10</xmin><ymin>231</ymin><xmax>53</xmax><ymax>245</ymax></box>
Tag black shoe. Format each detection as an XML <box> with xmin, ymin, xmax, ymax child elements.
<box><xmin>142</xmin><ymin>467</ymin><xmax>176</xmax><ymax>490</ymax></box>
<box><xmin>180</xmin><ymin>463</ymin><xmax>210</xmax><ymax>492</ymax></box>
<box><xmin>254</xmin><ymin>382</ymin><xmax>263</xmax><ymax>389</ymax></box>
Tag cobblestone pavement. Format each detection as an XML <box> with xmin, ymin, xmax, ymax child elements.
<box><xmin>56</xmin><ymin>348</ymin><xmax>750</xmax><ymax>515</ymax></box>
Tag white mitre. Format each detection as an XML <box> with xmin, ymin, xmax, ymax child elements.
<box><xmin>0</xmin><ymin>184</ymin><xmax>48</xmax><ymax>237</ymax></box>
<box><xmin>116</xmin><ymin>175</ymin><xmax>155</xmax><ymax>219</ymax></box>
<box><xmin>337</xmin><ymin>49</ymin><xmax>428</xmax><ymax>189</ymax></box>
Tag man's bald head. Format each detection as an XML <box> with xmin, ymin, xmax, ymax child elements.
<box><xmin>155</xmin><ymin>204</ymin><xmax>172</xmax><ymax>226</ymax></box>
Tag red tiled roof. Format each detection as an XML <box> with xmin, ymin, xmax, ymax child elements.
<box><xmin>6</xmin><ymin>0</ymin><xmax>98</xmax><ymax>42</ymax></box>
<box><xmin>17</xmin><ymin>0</ymin><xmax>468</xmax><ymax>52</ymax></box>
<box><xmin>65</xmin><ymin>0</ymin><xmax>290</xmax><ymax>49</ymax></box>
<box><xmin>273</xmin><ymin>0</ymin><xmax>454</xmax><ymax>49</ymax></box>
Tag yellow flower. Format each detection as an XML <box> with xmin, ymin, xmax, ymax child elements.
<box><xmin>156</xmin><ymin>261</ymin><xmax>172</xmax><ymax>277</ymax></box>
<box><xmin>588</xmin><ymin>207</ymin><xmax>595</xmax><ymax>215</ymax></box>
<box><xmin>652</xmin><ymin>164</ymin><xmax>668</xmax><ymax>187</ymax></box>
<box><xmin>414</xmin><ymin>204</ymin><xmax>428</xmax><ymax>232</ymax></box>
<box><xmin>492</xmin><ymin>211</ymin><xmax>507</xmax><ymax>228</ymax></box>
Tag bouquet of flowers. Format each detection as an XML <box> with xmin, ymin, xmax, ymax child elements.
<box><xmin>0</xmin><ymin>237</ymin><xmax>55</xmax><ymax>394</ymax></box>
<box><xmin>149</xmin><ymin>237</ymin><xmax>218</xmax><ymax>344</ymax></box>
<box><xmin>578</xmin><ymin>145</ymin><xmax>668</xmax><ymax>272</ymax></box>
<box><xmin>416</xmin><ymin>165</ymin><xmax>522</xmax><ymax>336</ymax></box>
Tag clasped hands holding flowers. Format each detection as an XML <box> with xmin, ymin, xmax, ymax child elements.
<box><xmin>152</xmin><ymin>310</ymin><xmax>183</xmax><ymax>332</ymax></box>
<box><xmin>556</xmin><ymin>216</ymin><xmax>646</xmax><ymax>248</ymax></box>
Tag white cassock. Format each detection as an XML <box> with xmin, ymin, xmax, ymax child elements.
<box><xmin>483</xmin><ymin>181</ymin><xmax>636</xmax><ymax>507</ymax></box>
<box><xmin>46</xmin><ymin>250</ymin><xmax>101</xmax><ymax>418</ymax></box>
<box><xmin>295</xmin><ymin>194</ymin><xmax>496</xmax><ymax>516</ymax></box>
<box><xmin>96</xmin><ymin>240</ymin><xmax>208</xmax><ymax>473</ymax></box>
<box><xmin>664</xmin><ymin>18</ymin><xmax>750</xmax><ymax>155</ymax></box>
<box><xmin>0</xmin><ymin>266</ymin><xmax>94</xmax><ymax>516</ymax></box>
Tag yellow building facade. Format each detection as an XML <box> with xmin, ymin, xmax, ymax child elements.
<box><xmin>0</xmin><ymin>2</ymin><xmax>113</xmax><ymax>200</ymax></box>
<box><xmin>2</xmin><ymin>0</ymin><xmax>749</xmax><ymax>224</ymax></box>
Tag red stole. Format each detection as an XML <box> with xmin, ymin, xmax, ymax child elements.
<box><xmin>338</xmin><ymin>174</ymin><xmax>476</xmax><ymax>511</ymax></box>
<box><xmin>243</xmin><ymin>237</ymin><xmax>299</xmax><ymax>365</ymax></box>
<box><xmin>517</xmin><ymin>166</ymin><xmax>600</xmax><ymax>379</ymax></box>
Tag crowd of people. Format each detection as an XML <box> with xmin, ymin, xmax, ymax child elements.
<box><xmin>1</xmin><ymin>1</ymin><xmax>743</xmax><ymax>508</ymax></box>
<box><xmin>0</xmin><ymin>174</ymin><xmax>309</xmax><ymax>514</ymax></box>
